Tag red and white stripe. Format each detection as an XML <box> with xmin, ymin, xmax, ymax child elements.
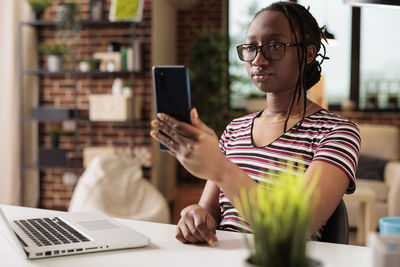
<box><xmin>217</xmin><ymin>109</ymin><xmax>361</xmax><ymax>233</ymax></box>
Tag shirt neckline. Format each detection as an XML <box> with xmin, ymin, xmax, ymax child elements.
<box><xmin>250</xmin><ymin>108</ymin><xmax>325</xmax><ymax>149</ymax></box>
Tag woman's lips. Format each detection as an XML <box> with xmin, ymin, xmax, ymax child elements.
<box><xmin>253</xmin><ymin>72</ymin><xmax>273</xmax><ymax>82</ymax></box>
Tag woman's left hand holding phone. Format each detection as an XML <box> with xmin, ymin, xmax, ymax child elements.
<box><xmin>150</xmin><ymin>108</ymin><xmax>229</xmax><ymax>183</ymax></box>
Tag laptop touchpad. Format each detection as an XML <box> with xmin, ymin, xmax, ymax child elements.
<box><xmin>78</xmin><ymin>220</ymin><xmax>120</xmax><ymax>231</ymax></box>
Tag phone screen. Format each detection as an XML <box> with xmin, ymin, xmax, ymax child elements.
<box><xmin>152</xmin><ymin>65</ymin><xmax>192</xmax><ymax>151</ymax></box>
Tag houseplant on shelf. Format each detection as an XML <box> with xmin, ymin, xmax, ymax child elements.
<box><xmin>27</xmin><ymin>0</ymin><xmax>52</xmax><ymax>20</ymax></box>
<box><xmin>39</xmin><ymin>42</ymin><xmax>67</xmax><ymax>72</ymax></box>
<box><xmin>236</xmin><ymin>166</ymin><xmax>320</xmax><ymax>267</ymax></box>
<box><xmin>55</xmin><ymin>1</ymin><xmax>81</xmax><ymax>69</ymax></box>
<box><xmin>48</xmin><ymin>125</ymin><xmax>62</xmax><ymax>148</ymax></box>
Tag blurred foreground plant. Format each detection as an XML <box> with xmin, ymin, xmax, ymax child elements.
<box><xmin>237</xmin><ymin>166</ymin><xmax>320</xmax><ymax>267</ymax></box>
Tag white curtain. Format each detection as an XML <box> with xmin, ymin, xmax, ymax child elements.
<box><xmin>0</xmin><ymin>0</ymin><xmax>39</xmax><ymax>206</ymax></box>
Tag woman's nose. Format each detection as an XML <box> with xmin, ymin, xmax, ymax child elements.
<box><xmin>252</xmin><ymin>48</ymin><xmax>270</xmax><ymax>66</ymax></box>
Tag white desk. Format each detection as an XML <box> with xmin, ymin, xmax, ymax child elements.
<box><xmin>0</xmin><ymin>205</ymin><xmax>372</xmax><ymax>267</ymax></box>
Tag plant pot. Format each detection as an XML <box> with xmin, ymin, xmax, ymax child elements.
<box><xmin>79</xmin><ymin>61</ymin><xmax>91</xmax><ymax>72</ymax></box>
<box><xmin>244</xmin><ymin>256</ymin><xmax>323</xmax><ymax>267</ymax></box>
<box><xmin>32</xmin><ymin>11</ymin><xmax>44</xmax><ymax>20</ymax></box>
<box><xmin>51</xmin><ymin>138</ymin><xmax>60</xmax><ymax>148</ymax></box>
<box><xmin>47</xmin><ymin>55</ymin><xmax>62</xmax><ymax>72</ymax></box>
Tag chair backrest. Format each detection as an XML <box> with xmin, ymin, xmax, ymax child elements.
<box><xmin>318</xmin><ymin>199</ymin><xmax>349</xmax><ymax>244</ymax></box>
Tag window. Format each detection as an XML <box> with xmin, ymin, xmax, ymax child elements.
<box><xmin>229</xmin><ymin>0</ymin><xmax>280</xmax><ymax>109</ymax></box>
<box><xmin>359</xmin><ymin>6</ymin><xmax>400</xmax><ymax>109</ymax></box>
<box><xmin>228</xmin><ymin>0</ymin><xmax>352</xmax><ymax>108</ymax></box>
<box><xmin>298</xmin><ymin>0</ymin><xmax>352</xmax><ymax>105</ymax></box>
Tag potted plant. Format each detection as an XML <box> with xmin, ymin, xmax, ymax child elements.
<box><xmin>55</xmin><ymin>1</ymin><xmax>80</xmax><ymax>34</ymax></box>
<box><xmin>39</xmin><ymin>42</ymin><xmax>67</xmax><ymax>72</ymax></box>
<box><xmin>79</xmin><ymin>58</ymin><xmax>91</xmax><ymax>72</ymax></box>
<box><xmin>189</xmin><ymin>27</ymin><xmax>231</xmax><ymax>136</ymax></box>
<box><xmin>48</xmin><ymin>125</ymin><xmax>62</xmax><ymax>148</ymax></box>
<box><xmin>236</xmin><ymin>167</ymin><xmax>319</xmax><ymax>267</ymax></box>
<box><xmin>27</xmin><ymin>0</ymin><xmax>52</xmax><ymax>20</ymax></box>
<box><xmin>79</xmin><ymin>57</ymin><xmax>102</xmax><ymax>72</ymax></box>
<box><xmin>55</xmin><ymin>1</ymin><xmax>81</xmax><ymax>69</ymax></box>
<box><xmin>366</xmin><ymin>92</ymin><xmax>378</xmax><ymax>110</ymax></box>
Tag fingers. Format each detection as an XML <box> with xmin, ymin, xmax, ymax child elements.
<box><xmin>190</xmin><ymin>108</ymin><xmax>216</xmax><ymax>136</ymax></box>
<box><xmin>193</xmin><ymin>213</ymin><xmax>218</xmax><ymax>246</ymax></box>
<box><xmin>178</xmin><ymin>219</ymin><xmax>203</xmax><ymax>243</ymax></box>
<box><xmin>175</xmin><ymin>226</ymin><xmax>188</xmax><ymax>244</ymax></box>
<box><xmin>175</xmin><ymin>206</ymin><xmax>218</xmax><ymax>246</ymax></box>
<box><xmin>150</xmin><ymin>129</ymin><xmax>193</xmax><ymax>157</ymax></box>
<box><xmin>157</xmin><ymin>113</ymin><xmax>199</xmax><ymax>139</ymax></box>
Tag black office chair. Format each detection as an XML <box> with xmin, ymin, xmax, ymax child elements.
<box><xmin>318</xmin><ymin>199</ymin><xmax>349</xmax><ymax>244</ymax></box>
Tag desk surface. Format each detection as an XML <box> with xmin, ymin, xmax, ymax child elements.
<box><xmin>0</xmin><ymin>205</ymin><xmax>372</xmax><ymax>267</ymax></box>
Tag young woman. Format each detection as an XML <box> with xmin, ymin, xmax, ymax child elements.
<box><xmin>150</xmin><ymin>1</ymin><xmax>360</xmax><ymax>246</ymax></box>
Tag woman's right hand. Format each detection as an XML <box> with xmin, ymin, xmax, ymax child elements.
<box><xmin>175</xmin><ymin>204</ymin><xmax>218</xmax><ymax>246</ymax></box>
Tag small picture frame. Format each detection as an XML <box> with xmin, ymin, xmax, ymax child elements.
<box><xmin>109</xmin><ymin>0</ymin><xmax>144</xmax><ymax>22</ymax></box>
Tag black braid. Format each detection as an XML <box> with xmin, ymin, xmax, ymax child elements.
<box><xmin>253</xmin><ymin>1</ymin><xmax>329</xmax><ymax>132</ymax></box>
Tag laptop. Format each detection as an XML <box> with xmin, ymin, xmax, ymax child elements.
<box><xmin>0</xmin><ymin>206</ymin><xmax>150</xmax><ymax>259</ymax></box>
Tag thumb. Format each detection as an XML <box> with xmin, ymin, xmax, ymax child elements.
<box><xmin>190</xmin><ymin>108</ymin><xmax>214</xmax><ymax>134</ymax></box>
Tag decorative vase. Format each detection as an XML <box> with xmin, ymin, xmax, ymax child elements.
<box><xmin>47</xmin><ymin>55</ymin><xmax>62</xmax><ymax>72</ymax></box>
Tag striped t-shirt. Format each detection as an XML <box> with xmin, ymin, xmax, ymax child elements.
<box><xmin>217</xmin><ymin>109</ymin><xmax>361</xmax><ymax>232</ymax></box>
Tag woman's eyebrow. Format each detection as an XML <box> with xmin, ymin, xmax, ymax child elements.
<box><xmin>245</xmin><ymin>33</ymin><xmax>288</xmax><ymax>40</ymax></box>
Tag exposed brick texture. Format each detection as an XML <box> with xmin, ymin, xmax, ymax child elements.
<box><xmin>338</xmin><ymin>111</ymin><xmax>400</xmax><ymax>128</ymax></box>
<box><xmin>36</xmin><ymin>0</ymin><xmax>152</xmax><ymax>210</ymax></box>
<box><xmin>176</xmin><ymin>0</ymin><xmax>224</xmax><ymax>66</ymax></box>
<box><xmin>37</xmin><ymin>0</ymin><xmax>226</xmax><ymax>210</ymax></box>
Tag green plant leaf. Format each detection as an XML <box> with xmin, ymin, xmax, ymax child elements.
<box><xmin>236</xmin><ymin>162</ymin><xmax>320</xmax><ymax>267</ymax></box>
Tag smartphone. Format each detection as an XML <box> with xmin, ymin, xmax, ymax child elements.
<box><xmin>152</xmin><ymin>65</ymin><xmax>192</xmax><ymax>151</ymax></box>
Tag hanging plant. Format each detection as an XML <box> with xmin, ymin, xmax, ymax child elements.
<box><xmin>54</xmin><ymin>1</ymin><xmax>81</xmax><ymax>69</ymax></box>
<box><xmin>55</xmin><ymin>2</ymin><xmax>80</xmax><ymax>35</ymax></box>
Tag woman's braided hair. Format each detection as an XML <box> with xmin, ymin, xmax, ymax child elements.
<box><xmin>254</xmin><ymin>1</ymin><xmax>329</xmax><ymax>131</ymax></box>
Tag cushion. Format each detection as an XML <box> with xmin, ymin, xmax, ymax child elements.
<box><xmin>356</xmin><ymin>155</ymin><xmax>388</xmax><ymax>182</ymax></box>
<box><xmin>69</xmin><ymin>155</ymin><xmax>170</xmax><ymax>223</ymax></box>
<box><xmin>358</xmin><ymin>124</ymin><xmax>399</xmax><ymax>160</ymax></box>
<box><xmin>357</xmin><ymin>180</ymin><xmax>388</xmax><ymax>202</ymax></box>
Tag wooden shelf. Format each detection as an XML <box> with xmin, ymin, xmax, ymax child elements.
<box><xmin>21</xmin><ymin>20</ymin><xmax>140</xmax><ymax>28</ymax></box>
<box><xmin>23</xmin><ymin>69</ymin><xmax>141</xmax><ymax>76</ymax></box>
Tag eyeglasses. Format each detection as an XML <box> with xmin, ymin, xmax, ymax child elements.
<box><xmin>236</xmin><ymin>42</ymin><xmax>300</xmax><ymax>62</ymax></box>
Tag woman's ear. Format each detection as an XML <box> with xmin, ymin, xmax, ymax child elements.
<box><xmin>306</xmin><ymin>44</ymin><xmax>317</xmax><ymax>64</ymax></box>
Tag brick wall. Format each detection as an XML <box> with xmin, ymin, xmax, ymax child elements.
<box><xmin>176</xmin><ymin>0</ymin><xmax>225</xmax><ymax>66</ymax></box>
<box><xmin>36</xmin><ymin>0</ymin><xmax>226</xmax><ymax>210</ymax></box>
<box><xmin>175</xmin><ymin>0</ymin><xmax>226</xmax><ymax>184</ymax></box>
<box><xmin>36</xmin><ymin>0</ymin><xmax>152</xmax><ymax>210</ymax></box>
<box><xmin>338</xmin><ymin>111</ymin><xmax>400</xmax><ymax>128</ymax></box>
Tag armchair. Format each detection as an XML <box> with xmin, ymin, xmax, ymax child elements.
<box><xmin>345</xmin><ymin>123</ymin><xmax>400</xmax><ymax>228</ymax></box>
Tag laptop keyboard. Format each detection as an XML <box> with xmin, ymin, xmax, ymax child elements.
<box><xmin>13</xmin><ymin>217</ymin><xmax>90</xmax><ymax>247</ymax></box>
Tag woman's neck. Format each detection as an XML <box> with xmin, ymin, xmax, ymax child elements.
<box><xmin>264</xmin><ymin>91</ymin><xmax>307</xmax><ymax>116</ymax></box>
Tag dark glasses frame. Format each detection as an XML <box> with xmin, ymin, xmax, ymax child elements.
<box><xmin>236</xmin><ymin>42</ymin><xmax>300</xmax><ymax>62</ymax></box>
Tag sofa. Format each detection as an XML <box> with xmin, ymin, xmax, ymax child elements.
<box><xmin>345</xmin><ymin>123</ymin><xmax>400</xmax><ymax>228</ymax></box>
